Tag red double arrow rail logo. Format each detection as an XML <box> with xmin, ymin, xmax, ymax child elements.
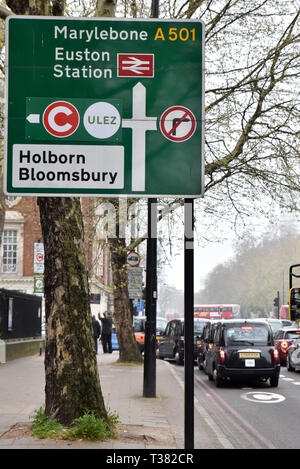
<box><xmin>117</xmin><ymin>54</ymin><xmax>154</xmax><ymax>77</ymax></box>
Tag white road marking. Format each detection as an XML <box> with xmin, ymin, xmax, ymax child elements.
<box><xmin>165</xmin><ymin>361</ymin><xmax>234</xmax><ymax>449</ymax></box>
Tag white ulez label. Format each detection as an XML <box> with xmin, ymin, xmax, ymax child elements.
<box><xmin>13</xmin><ymin>144</ymin><xmax>124</xmax><ymax>189</ymax></box>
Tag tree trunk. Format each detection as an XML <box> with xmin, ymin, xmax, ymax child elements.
<box><xmin>38</xmin><ymin>197</ymin><xmax>107</xmax><ymax>425</ymax></box>
<box><xmin>110</xmin><ymin>234</ymin><xmax>143</xmax><ymax>363</ymax></box>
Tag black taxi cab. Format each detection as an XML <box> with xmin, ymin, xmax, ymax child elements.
<box><xmin>205</xmin><ymin>319</ymin><xmax>280</xmax><ymax>387</ymax></box>
<box><xmin>156</xmin><ymin>318</ymin><xmax>208</xmax><ymax>365</ymax></box>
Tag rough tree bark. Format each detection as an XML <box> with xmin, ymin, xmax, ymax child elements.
<box><xmin>38</xmin><ymin>197</ymin><xmax>107</xmax><ymax>425</ymax></box>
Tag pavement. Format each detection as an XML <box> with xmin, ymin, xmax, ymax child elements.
<box><xmin>0</xmin><ymin>349</ymin><xmax>224</xmax><ymax>450</ymax></box>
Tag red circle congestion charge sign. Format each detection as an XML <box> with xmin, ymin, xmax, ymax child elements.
<box><xmin>43</xmin><ymin>101</ymin><xmax>80</xmax><ymax>137</ymax></box>
<box><xmin>160</xmin><ymin>106</ymin><xmax>197</xmax><ymax>142</ymax></box>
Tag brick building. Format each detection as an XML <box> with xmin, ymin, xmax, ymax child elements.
<box><xmin>1</xmin><ymin>196</ymin><xmax>112</xmax><ymax>318</ymax></box>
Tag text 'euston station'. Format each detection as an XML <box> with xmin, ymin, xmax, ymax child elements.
<box><xmin>53</xmin><ymin>25</ymin><xmax>149</xmax><ymax>79</ymax></box>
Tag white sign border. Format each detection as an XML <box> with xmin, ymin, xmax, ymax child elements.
<box><xmin>4</xmin><ymin>16</ymin><xmax>205</xmax><ymax>199</ymax></box>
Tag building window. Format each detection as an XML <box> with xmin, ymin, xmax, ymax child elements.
<box><xmin>2</xmin><ymin>229</ymin><xmax>18</xmax><ymax>273</ymax></box>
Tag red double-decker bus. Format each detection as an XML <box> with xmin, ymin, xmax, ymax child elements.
<box><xmin>194</xmin><ymin>304</ymin><xmax>240</xmax><ymax>319</ymax></box>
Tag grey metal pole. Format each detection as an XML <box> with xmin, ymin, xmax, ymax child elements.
<box><xmin>143</xmin><ymin>198</ymin><xmax>157</xmax><ymax>397</ymax></box>
<box><xmin>151</xmin><ymin>0</ymin><xmax>159</xmax><ymax>18</ymax></box>
<box><xmin>184</xmin><ymin>198</ymin><xmax>194</xmax><ymax>449</ymax></box>
<box><xmin>143</xmin><ymin>0</ymin><xmax>160</xmax><ymax>400</ymax></box>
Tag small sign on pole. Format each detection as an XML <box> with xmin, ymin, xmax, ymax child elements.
<box><xmin>34</xmin><ymin>274</ymin><xmax>44</xmax><ymax>294</ymax></box>
<box><xmin>127</xmin><ymin>266</ymin><xmax>143</xmax><ymax>299</ymax></box>
<box><xmin>34</xmin><ymin>242</ymin><xmax>44</xmax><ymax>274</ymax></box>
<box><xmin>126</xmin><ymin>251</ymin><xmax>140</xmax><ymax>267</ymax></box>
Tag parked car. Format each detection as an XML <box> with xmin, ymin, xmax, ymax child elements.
<box><xmin>133</xmin><ymin>316</ymin><xmax>168</xmax><ymax>353</ymax></box>
<box><xmin>204</xmin><ymin>319</ymin><xmax>280</xmax><ymax>387</ymax></box>
<box><xmin>156</xmin><ymin>318</ymin><xmax>207</xmax><ymax>365</ymax></box>
<box><xmin>286</xmin><ymin>339</ymin><xmax>300</xmax><ymax>372</ymax></box>
<box><xmin>274</xmin><ymin>327</ymin><xmax>300</xmax><ymax>365</ymax></box>
<box><xmin>197</xmin><ymin>319</ymin><xmax>221</xmax><ymax>371</ymax></box>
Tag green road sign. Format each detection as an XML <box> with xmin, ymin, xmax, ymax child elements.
<box><xmin>34</xmin><ymin>274</ymin><xmax>44</xmax><ymax>294</ymax></box>
<box><xmin>5</xmin><ymin>16</ymin><xmax>204</xmax><ymax>197</ymax></box>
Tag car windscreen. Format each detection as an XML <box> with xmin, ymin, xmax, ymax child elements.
<box><xmin>286</xmin><ymin>331</ymin><xmax>300</xmax><ymax>340</ymax></box>
<box><xmin>133</xmin><ymin>318</ymin><xmax>145</xmax><ymax>333</ymax></box>
<box><xmin>182</xmin><ymin>321</ymin><xmax>206</xmax><ymax>336</ymax></box>
<box><xmin>269</xmin><ymin>322</ymin><xmax>283</xmax><ymax>334</ymax></box>
<box><xmin>194</xmin><ymin>321</ymin><xmax>206</xmax><ymax>335</ymax></box>
<box><xmin>224</xmin><ymin>325</ymin><xmax>270</xmax><ymax>346</ymax></box>
<box><xmin>156</xmin><ymin>319</ymin><xmax>167</xmax><ymax>333</ymax></box>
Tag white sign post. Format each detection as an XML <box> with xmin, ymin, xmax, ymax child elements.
<box><xmin>127</xmin><ymin>266</ymin><xmax>143</xmax><ymax>299</ymax></box>
<box><xmin>34</xmin><ymin>242</ymin><xmax>44</xmax><ymax>274</ymax></box>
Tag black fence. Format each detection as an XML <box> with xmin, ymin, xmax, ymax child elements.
<box><xmin>0</xmin><ymin>289</ymin><xmax>42</xmax><ymax>340</ymax></box>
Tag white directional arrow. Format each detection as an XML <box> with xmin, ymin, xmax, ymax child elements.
<box><xmin>121</xmin><ymin>57</ymin><xmax>151</xmax><ymax>75</ymax></box>
<box><xmin>122</xmin><ymin>83</ymin><xmax>157</xmax><ymax>192</ymax></box>
<box><xmin>26</xmin><ymin>114</ymin><xmax>40</xmax><ymax>124</ymax></box>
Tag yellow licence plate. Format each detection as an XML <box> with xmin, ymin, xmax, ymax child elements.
<box><xmin>239</xmin><ymin>352</ymin><xmax>260</xmax><ymax>358</ymax></box>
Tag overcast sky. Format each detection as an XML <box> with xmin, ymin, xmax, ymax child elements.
<box><xmin>162</xmin><ymin>238</ymin><xmax>235</xmax><ymax>292</ymax></box>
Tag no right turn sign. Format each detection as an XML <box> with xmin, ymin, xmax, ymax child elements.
<box><xmin>160</xmin><ymin>106</ymin><xmax>197</xmax><ymax>142</ymax></box>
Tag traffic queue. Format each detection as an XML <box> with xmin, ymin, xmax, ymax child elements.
<box><xmin>155</xmin><ymin>313</ymin><xmax>300</xmax><ymax>388</ymax></box>
<box><xmin>155</xmin><ymin>265</ymin><xmax>300</xmax><ymax>387</ymax></box>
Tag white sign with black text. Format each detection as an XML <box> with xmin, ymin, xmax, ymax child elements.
<box><xmin>34</xmin><ymin>242</ymin><xmax>44</xmax><ymax>274</ymax></box>
<box><xmin>127</xmin><ymin>266</ymin><xmax>143</xmax><ymax>299</ymax></box>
